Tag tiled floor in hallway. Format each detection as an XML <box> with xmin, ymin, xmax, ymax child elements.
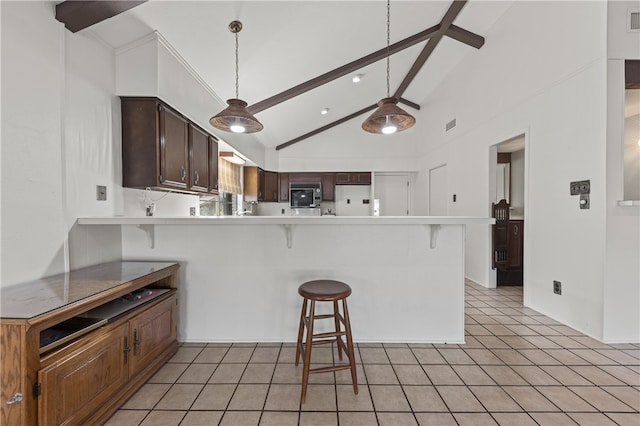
<box><xmin>105</xmin><ymin>281</ymin><xmax>640</xmax><ymax>425</ymax></box>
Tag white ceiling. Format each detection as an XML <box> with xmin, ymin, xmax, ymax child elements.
<box><xmin>89</xmin><ymin>1</ymin><xmax>514</xmax><ymax>149</ymax></box>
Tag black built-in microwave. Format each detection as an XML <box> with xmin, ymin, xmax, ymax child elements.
<box><xmin>290</xmin><ymin>183</ymin><xmax>321</xmax><ymax>208</ymax></box>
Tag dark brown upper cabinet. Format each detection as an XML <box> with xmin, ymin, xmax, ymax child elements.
<box><xmin>188</xmin><ymin>124</ymin><xmax>210</xmax><ymax>192</ymax></box>
<box><xmin>244</xmin><ymin>168</ymin><xmax>283</xmax><ymax>203</ymax></box>
<box><xmin>264</xmin><ymin>171</ymin><xmax>279</xmax><ymax>202</ymax></box>
<box><xmin>335</xmin><ymin>172</ymin><xmax>371</xmax><ymax>185</ymax></box>
<box><xmin>243</xmin><ymin>166</ymin><xmax>263</xmax><ymax>202</ymax></box>
<box><xmin>321</xmin><ymin>173</ymin><xmax>336</xmax><ymax>201</ymax></box>
<box><xmin>121</xmin><ymin>97</ymin><xmax>218</xmax><ymax>194</ymax></box>
<box><xmin>278</xmin><ymin>173</ymin><xmax>290</xmax><ymax>202</ymax></box>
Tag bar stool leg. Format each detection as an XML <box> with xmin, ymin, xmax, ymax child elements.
<box><xmin>333</xmin><ymin>300</ymin><xmax>343</xmax><ymax>361</ymax></box>
<box><xmin>300</xmin><ymin>300</ymin><xmax>315</xmax><ymax>403</ymax></box>
<box><xmin>342</xmin><ymin>298</ymin><xmax>358</xmax><ymax>395</ymax></box>
<box><xmin>295</xmin><ymin>298</ymin><xmax>308</xmax><ymax>366</ymax></box>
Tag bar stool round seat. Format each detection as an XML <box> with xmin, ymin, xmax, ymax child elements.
<box><xmin>295</xmin><ymin>279</ymin><xmax>358</xmax><ymax>403</ymax></box>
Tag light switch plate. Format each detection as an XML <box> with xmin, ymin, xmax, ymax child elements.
<box><xmin>580</xmin><ymin>194</ymin><xmax>590</xmax><ymax>209</ymax></box>
<box><xmin>96</xmin><ymin>185</ymin><xmax>107</xmax><ymax>201</ymax></box>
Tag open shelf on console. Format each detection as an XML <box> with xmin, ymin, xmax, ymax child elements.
<box><xmin>39</xmin><ymin>287</ymin><xmax>171</xmax><ymax>354</ymax></box>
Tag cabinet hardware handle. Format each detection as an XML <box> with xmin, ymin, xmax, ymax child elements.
<box><xmin>133</xmin><ymin>329</ymin><xmax>140</xmax><ymax>356</ymax></box>
<box><xmin>6</xmin><ymin>393</ymin><xmax>23</xmax><ymax>405</ymax></box>
<box><xmin>194</xmin><ymin>171</ymin><xmax>199</xmax><ymax>185</ymax></box>
<box><xmin>181</xmin><ymin>166</ymin><xmax>186</xmax><ymax>182</ymax></box>
<box><xmin>123</xmin><ymin>336</ymin><xmax>130</xmax><ymax>364</ymax></box>
<box><xmin>514</xmin><ymin>225</ymin><xmax>518</xmax><ymax>235</ymax></box>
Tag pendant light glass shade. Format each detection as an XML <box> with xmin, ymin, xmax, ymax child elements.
<box><xmin>362</xmin><ymin>0</ymin><xmax>415</xmax><ymax>134</ymax></box>
<box><xmin>210</xmin><ymin>98</ymin><xmax>263</xmax><ymax>134</ymax></box>
<box><xmin>362</xmin><ymin>97</ymin><xmax>415</xmax><ymax>134</ymax></box>
<box><xmin>210</xmin><ymin>21</ymin><xmax>263</xmax><ymax>134</ymax></box>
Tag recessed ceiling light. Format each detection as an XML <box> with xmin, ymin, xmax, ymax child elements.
<box><xmin>321</xmin><ymin>108</ymin><xmax>329</xmax><ymax>115</ymax></box>
<box><xmin>352</xmin><ymin>74</ymin><xmax>363</xmax><ymax>83</ymax></box>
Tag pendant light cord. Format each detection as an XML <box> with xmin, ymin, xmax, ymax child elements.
<box><xmin>386</xmin><ymin>0</ymin><xmax>391</xmax><ymax>98</ymax></box>
<box><xmin>235</xmin><ymin>31</ymin><xmax>239</xmax><ymax>99</ymax></box>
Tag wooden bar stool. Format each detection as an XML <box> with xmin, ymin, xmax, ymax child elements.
<box><xmin>295</xmin><ymin>279</ymin><xmax>358</xmax><ymax>403</ymax></box>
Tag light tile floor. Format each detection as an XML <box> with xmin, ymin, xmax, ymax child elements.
<box><xmin>105</xmin><ymin>281</ymin><xmax>640</xmax><ymax>425</ymax></box>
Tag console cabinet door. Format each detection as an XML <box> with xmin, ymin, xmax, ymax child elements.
<box><xmin>159</xmin><ymin>105</ymin><xmax>189</xmax><ymax>190</ymax></box>
<box><xmin>189</xmin><ymin>124</ymin><xmax>210</xmax><ymax>193</ymax></box>
<box><xmin>38</xmin><ymin>323</ymin><xmax>129</xmax><ymax>426</ymax></box>
<box><xmin>129</xmin><ymin>296</ymin><xmax>176</xmax><ymax>374</ymax></box>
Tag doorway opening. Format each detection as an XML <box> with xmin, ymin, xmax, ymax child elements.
<box><xmin>490</xmin><ymin>134</ymin><xmax>526</xmax><ymax>287</ymax></box>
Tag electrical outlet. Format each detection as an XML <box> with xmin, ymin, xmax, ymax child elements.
<box><xmin>190</xmin><ymin>207</ymin><xmax>196</xmax><ymax>216</ymax></box>
<box><xmin>281</xmin><ymin>208</ymin><xmax>285</xmax><ymax>214</ymax></box>
<box><xmin>96</xmin><ymin>185</ymin><xmax>107</xmax><ymax>201</ymax></box>
<box><xmin>553</xmin><ymin>280</ymin><xmax>562</xmax><ymax>295</ymax></box>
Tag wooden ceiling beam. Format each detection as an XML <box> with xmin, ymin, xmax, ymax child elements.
<box><xmin>446</xmin><ymin>25</ymin><xmax>485</xmax><ymax>49</ymax></box>
<box><xmin>275</xmin><ymin>105</ymin><xmax>378</xmax><ymax>151</ymax></box>
<box><xmin>275</xmin><ymin>0</ymin><xmax>484</xmax><ymax>151</ymax></box>
<box><xmin>394</xmin><ymin>0</ymin><xmax>467</xmax><ymax>98</ymax></box>
<box><xmin>275</xmin><ymin>97</ymin><xmax>421</xmax><ymax>151</ymax></box>
<box><xmin>56</xmin><ymin>1</ymin><xmax>147</xmax><ymax>33</ymax></box>
<box><xmin>248</xmin><ymin>24</ymin><xmax>440</xmax><ymax>114</ymax></box>
<box><xmin>398</xmin><ymin>98</ymin><xmax>421</xmax><ymax>111</ymax></box>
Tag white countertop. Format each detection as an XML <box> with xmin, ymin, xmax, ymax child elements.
<box><xmin>77</xmin><ymin>216</ymin><xmax>495</xmax><ymax>226</ymax></box>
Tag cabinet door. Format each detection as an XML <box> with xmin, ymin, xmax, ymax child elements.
<box><xmin>264</xmin><ymin>171</ymin><xmax>279</xmax><ymax>202</ymax></box>
<box><xmin>354</xmin><ymin>172</ymin><xmax>371</xmax><ymax>185</ymax></box>
<box><xmin>508</xmin><ymin>221</ymin><xmax>523</xmax><ymax>269</ymax></box>
<box><xmin>159</xmin><ymin>105</ymin><xmax>189</xmax><ymax>189</ymax></box>
<box><xmin>321</xmin><ymin>173</ymin><xmax>336</xmax><ymax>201</ymax></box>
<box><xmin>335</xmin><ymin>173</ymin><xmax>351</xmax><ymax>185</ymax></box>
<box><xmin>209</xmin><ymin>137</ymin><xmax>219</xmax><ymax>193</ymax></box>
<box><xmin>257</xmin><ymin>168</ymin><xmax>266</xmax><ymax>202</ymax></box>
<box><xmin>188</xmin><ymin>125</ymin><xmax>210</xmax><ymax>193</ymax></box>
<box><xmin>129</xmin><ymin>297</ymin><xmax>176</xmax><ymax>374</ymax></box>
<box><xmin>279</xmin><ymin>173</ymin><xmax>290</xmax><ymax>202</ymax></box>
<box><xmin>38</xmin><ymin>323</ymin><xmax>129</xmax><ymax>426</ymax></box>
<box><xmin>244</xmin><ymin>167</ymin><xmax>259</xmax><ymax>202</ymax></box>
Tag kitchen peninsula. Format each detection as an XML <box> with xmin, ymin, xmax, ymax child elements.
<box><xmin>77</xmin><ymin>216</ymin><xmax>493</xmax><ymax>344</ymax></box>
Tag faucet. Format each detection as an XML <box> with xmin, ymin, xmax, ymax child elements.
<box><xmin>234</xmin><ymin>209</ymin><xmax>252</xmax><ymax>216</ymax></box>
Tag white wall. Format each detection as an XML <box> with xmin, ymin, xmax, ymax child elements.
<box><xmin>1</xmin><ymin>1</ymin><xmax>122</xmax><ymax>285</ymax></box>
<box><xmin>403</xmin><ymin>1</ymin><xmax>611</xmax><ymax>340</ymax></box>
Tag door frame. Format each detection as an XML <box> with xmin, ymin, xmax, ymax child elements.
<box><xmin>488</xmin><ymin>130</ymin><xmax>530</xmax><ymax>289</ymax></box>
<box><xmin>428</xmin><ymin>164</ymin><xmax>448</xmax><ymax>216</ymax></box>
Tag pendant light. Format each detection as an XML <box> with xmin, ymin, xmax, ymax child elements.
<box><xmin>210</xmin><ymin>20</ymin><xmax>263</xmax><ymax>134</ymax></box>
<box><xmin>362</xmin><ymin>0</ymin><xmax>415</xmax><ymax>134</ymax></box>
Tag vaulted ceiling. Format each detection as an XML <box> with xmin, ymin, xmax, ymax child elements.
<box><xmin>62</xmin><ymin>1</ymin><xmax>513</xmax><ymax>150</ymax></box>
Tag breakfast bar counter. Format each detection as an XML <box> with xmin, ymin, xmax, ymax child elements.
<box><xmin>77</xmin><ymin>216</ymin><xmax>493</xmax><ymax>344</ymax></box>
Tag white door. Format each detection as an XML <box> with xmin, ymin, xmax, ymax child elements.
<box><xmin>429</xmin><ymin>165</ymin><xmax>447</xmax><ymax>215</ymax></box>
<box><xmin>374</xmin><ymin>174</ymin><xmax>410</xmax><ymax>216</ymax></box>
